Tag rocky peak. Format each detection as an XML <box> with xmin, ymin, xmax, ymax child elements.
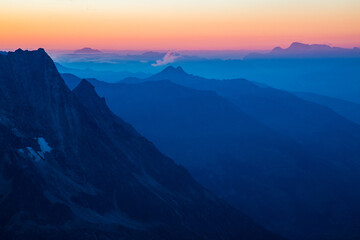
<box><xmin>148</xmin><ymin>66</ymin><xmax>190</xmax><ymax>82</ymax></box>
<box><xmin>0</xmin><ymin>48</ymin><xmax>284</xmax><ymax>240</ymax></box>
<box><xmin>73</xmin><ymin>79</ymin><xmax>109</xmax><ymax>116</ymax></box>
<box><xmin>162</xmin><ymin>65</ymin><xmax>186</xmax><ymax>74</ymax></box>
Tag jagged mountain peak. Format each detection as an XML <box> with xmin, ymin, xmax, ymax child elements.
<box><xmin>120</xmin><ymin>66</ymin><xmax>194</xmax><ymax>84</ymax></box>
<box><xmin>0</xmin><ymin>48</ymin><xmax>70</xmax><ymax>106</ymax></box>
<box><xmin>8</xmin><ymin>48</ymin><xmax>49</xmax><ymax>60</ymax></box>
<box><xmin>288</xmin><ymin>42</ymin><xmax>308</xmax><ymax>49</ymax></box>
<box><xmin>272</xmin><ymin>42</ymin><xmax>333</xmax><ymax>53</ymax></box>
<box><xmin>161</xmin><ymin>65</ymin><xmax>186</xmax><ymax>74</ymax></box>
<box><xmin>5</xmin><ymin>48</ymin><xmax>61</xmax><ymax>77</ymax></box>
<box><xmin>12</xmin><ymin>48</ymin><xmax>46</xmax><ymax>53</ymax></box>
<box><xmin>148</xmin><ymin>66</ymin><xmax>191</xmax><ymax>81</ymax></box>
<box><xmin>246</xmin><ymin>42</ymin><xmax>360</xmax><ymax>59</ymax></box>
<box><xmin>175</xmin><ymin>66</ymin><xmax>185</xmax><ymax>72</ymax></box>
<box><xmin>73</xmin><ymin>79</ymin><xmax>109</xmax><ymax>115</ymax></box>
<box><xmin>74</xmin><ymin>79</ymin><xmax>96</xmax><ymax>93</ymax></box>
<box><xmin>288</xmin><ymin>42</ymin><xmax>331</xmax><ymax>50</ymax></box>
<box><xmin>0</xmin><ymin>49</ymin><xmax>283</xmax><ymax>240</ymax></box>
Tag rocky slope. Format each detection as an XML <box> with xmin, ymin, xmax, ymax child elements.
<box><xmin>0</xmin><ymin>49</ymin><xmax>283</xmax><ymax>240</ymax></box>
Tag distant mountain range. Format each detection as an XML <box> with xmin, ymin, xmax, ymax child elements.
<box><xmin>52</xmin><ymin>42</ymin><xmax>360</xmax><ymax>105</ymax></box>
<box><xmin>74</xmin><ymin>47</ymin><xmax>102</xmax><ymax>54</ymax></box>
<box><xmin>0</xmin><ymin>49</ymin><xmax>283</xmax><ymax>240</ymax></box>
<box><xmin>246</xmin><ymin>42</ymin><xmax>360</xmax><ymax>58</ymax></box>
<box><xmin>140</xmin><ymin>51</ymin><xmax>166</xmax><ymax>60</ymax></box>
<box><xmin>171</xmin><ymin>54</ymin><xmax>360</xmax><ymax>104</ymax></box>
<box><xmin>63</xmin><ymin>66</ymin><xmax>360</xmax><ymax>240</ymax></box>
<box><xmin>294</xmin><ymin>92</ymin><xmax>360</xmax><ymax>125</ymax></box>
<box><xmin>55</xmin><ymin>62</ymin><xmax>150</xmax><ymax>83</ymax></box>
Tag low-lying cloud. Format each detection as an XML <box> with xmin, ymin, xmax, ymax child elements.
<box><xmin>152</xmin><ymin>51</ymin><xmax>181</xmax><ymax>67</ymax></box>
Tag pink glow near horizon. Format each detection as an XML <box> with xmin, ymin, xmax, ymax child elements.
<box><xmin>1</xmin><ymin>0</ymin><xmax>359</xmax><ymax>51</ymax></box>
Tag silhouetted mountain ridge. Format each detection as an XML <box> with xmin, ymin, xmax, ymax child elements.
<box><xmin>294</xmin><ymin>91</ymin><xmax>360</xmax><ymax>125</ymax></box>
<box><xmin>0</xmin><ymin>49</ymin><xmax>283</xmax><ymax>240</ymax></box>
<box><xmin>246</xmin><ymin>42</ymin><xmax>360</xmax><ymax>58</ymax></box>
<box><xmin>74</xmin><ymin>47</ymin><xmax>102</xmax><ymax>54</ymax></box>
<box><xmin>75</xmin><ymin>66</ymin><xmax>360</xmax><ymax>240</ymax></box>
<box><xmin>280</xmin><ymin>42</ymin><xmax>332</xmax><ymax>52</ymax></box>
<box><xmin>55</xmin><ymin>62</ymin><xmax>150</xmax><ymax>83</ymax></box>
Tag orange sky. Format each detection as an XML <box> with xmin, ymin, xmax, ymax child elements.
<box><xmin>1</xmin><ymin>0</ymin><xmax>360</xmax><ymax>50</ymax></box>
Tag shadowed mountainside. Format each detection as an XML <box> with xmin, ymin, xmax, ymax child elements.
<box><xmin>246</xmin><ymin>42</ymin><xmax>360</xmax><ymax>59</ymax></box>
<box><xmin>294</xmin><ymin>92</ymin><xmax>360</xmax><ymax>125</ymax></box>
<box><xmin>62</xmin><ymin>67</ymin><xmax>360</xmax><ymax>239</ymax></box>
<box><xmin>0</xmin><ymin>49</ymin><xmax>283</xmax><ymax>240</ymax></box>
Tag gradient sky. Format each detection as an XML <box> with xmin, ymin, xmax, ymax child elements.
<box><xmin>1</xmin><ymin>0</ymin><xmax>360</xmax><ymax>50</ymax></box>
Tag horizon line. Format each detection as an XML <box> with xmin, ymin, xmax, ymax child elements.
<box><xmin>3</xmin><ymin>42</ymin><xmax>360</xmax><ymax>53</ymax></box>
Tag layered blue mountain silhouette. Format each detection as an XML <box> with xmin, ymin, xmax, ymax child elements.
<box><xmin>150</xmin><ymin>43</ymin><xmax>360</xmax><ymax>103</ymax></box>
<box><xmin>246</xmin><ymin>42</ymin><xmax>360</xmax><ymax>58</ymax></box>
<box><xmin>55</xmin><ymin>62</ymin><xmax>150</xmax><ymax>83</ymax></box>
<box><xmin>294</xmin><ymin>92</ymin><xmax>360</xmax><ymax>125</ymax></box>
<box><xmin>63</xmin><ymin>66</ymin><xmax>360</xmax><ymax>240</ymax></box>
<box><xmin>53</xmin><ymin>42</ymin><xmax>360</xmax><ymax>104</ymax></box>
<box><xmin>0</xmin><ymin>49</ymin><xmax>285</xmax><ymax>240</ymax></box>
<box><xmin>73</xmin><ymin>47</ymin><xmax>102</xmax><ymax>54</ymax></box>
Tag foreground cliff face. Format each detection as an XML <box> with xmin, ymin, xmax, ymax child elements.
<box><xmin>0</xmin><ymin>49</ymin><xmax>283</xmax><ymax>240</ymax></box>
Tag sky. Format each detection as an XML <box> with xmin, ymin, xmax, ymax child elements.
<box><xmin>1</xmin><ymin>0</ymin><xmax>360</xmax><ymax>50</ymax></box>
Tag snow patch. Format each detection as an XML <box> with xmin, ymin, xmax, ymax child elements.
<box><xmin>17</xmin><ymin>137</ymin><xmax>52</xmax><ymax>162</ymax></box>
<box><xmin>37</xmin><ymin>137</ymin><xmax>52</xmax><ymax>153</ymax></box>
<box><xmin>25</xmin><ymin>147</ymin><xmax>42</xmax><ymax>162</ymax></box>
